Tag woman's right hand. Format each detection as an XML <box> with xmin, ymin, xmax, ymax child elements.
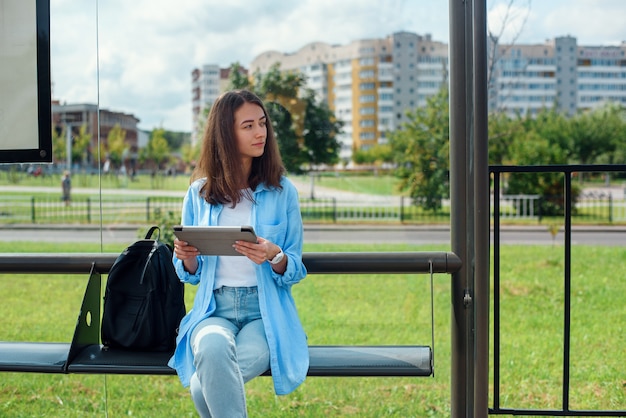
<box><xmin>174</xmin><ymin>238</ymin><xmax>199</xmax><ymax>273</ymax></box>
<box><xmin>173</xmin><ymin>238</ymin><xmax>198</xmax><ymax>260</ymax></box>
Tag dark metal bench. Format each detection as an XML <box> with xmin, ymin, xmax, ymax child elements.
<box><xmin>0</xmin><ymin>252</ymin><xmax>461</xmax><ymax>377</ymax></box>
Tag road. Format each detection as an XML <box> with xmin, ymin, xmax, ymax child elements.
<box><xmin>1</xmin><ymin>224</ymin><xmax>625</xmax><ymax>246</ymax></box>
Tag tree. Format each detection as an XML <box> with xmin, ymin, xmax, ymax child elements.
<box><xmin>141</xmin><ymin>128</ymin><xmax>171</xmax><ymax>171</ymax></box>
<box><xmin>52</xmin><ymin>124</ymin><xmax>66</xmax><ymax>164</ymax></box>
<box><xmin>352</xmin><ymin>144</ymin><xmax>393</xmax><ymax>166</ymax></box>
<box><xmin>266</xmin><ymin>101</ymin><xmax>303</xmax><ymax>174</ymax></box>
<box><xmin>487</xmin><ymin>112</ymin><xmax>524</xmax><ymax>165</ymax></box>
<box><xmin>389</xmin><ymin>86</ymin><xmax>450</xmax><ymax>212</ymax></box>
<box><xmin>301</xmin><ymin>89</ymin><xmax>342</xmax><ymax>170</ymax></box>
<box><xmin>106</xmin><ymin>124</ymin><xmax>128</xmax><ymax>169</ymax></box>
<box><xmin>52</xmin><ymin>123</ymin><xmax>90</xmax><ymax>169</ymax></box>
<box><xmin>254</xmin><ymin>63</ymin><xmax>305</xmax><ymax>101</ymax></box>
<box><xmin>181</xmin><ymin>140</ymin><xmax>201</xmax><ymax>174</ymax></box>
<box><xmin>227</xmin><ymin>62</ymin><xmax>252</xmax><ymax>90</ymax></box>
<box><xmin>72</xmin><ymin>124</ymin><xmax>91</xmax><ymax>168</ymax></box>
<box><xmin>161</xmin><ymin>130</ymin><xmax>188</xmax><ymax>151</ymax></box>
<box><xmin>496</xmin><ymin>107</ymin><xmax>587</xmax><ymax>217</ymax></box>
<box><xmin>592</xmin><ymin>104</ymin><xmax>626</xmax><ymax>166</ymax></box>
<box><xmin>139</xmin><ymin>128</ymin><xmax>172</xmax><ymax>188</ymax></box>
<box><xmin>570</xmin><ymin>104</ymin><xmax>626</xmax><ymax>165</ymax></box>
<box><xmin>503</xmin><ymin>128</ymin><xmax>575</xmax><ymax>217</ymax></box>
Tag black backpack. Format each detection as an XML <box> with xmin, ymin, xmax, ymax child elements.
<box><xmin>101</xmin><ymin>226</ymin><xmax>185</xmax><ymax>351</ymax></box>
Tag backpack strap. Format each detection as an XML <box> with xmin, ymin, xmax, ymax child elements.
<box><xmin>139</xmin><ymin>242</ymin><xmax>159</xmax><ymax>285</ymax></box>
<box><xmin>138</xmin><ymin>226</ymin><xmax>160</xmax><ymax>285</ymax></box>
<box><xmin>145</xmin><ymin>226</ymin><xmax>160</xmax><ymax>241</ymax></box>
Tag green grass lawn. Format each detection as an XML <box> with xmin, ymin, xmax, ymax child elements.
<box><xmin>0</xmin><ymin>169</ymin><xmax>191</xmax><ymax>192</ymax></box>
<box><xmin>293</xmin><ymin>173</ymin><xmax>404</xmax><ymax>196</ymax></box>
<box><xmin>0</xmin><ymin>242</ymin><xmax>624</xmax><ymax>417</ymax></box>
<box><xmin>2</xmin><ymin>171</ymin><xmax>404</xmax><ymax>196</ymax></box>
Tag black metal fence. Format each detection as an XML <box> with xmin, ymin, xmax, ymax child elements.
<box><xmin>0</xmin><ymin>192</ymin><xmax>624</xmax><ymax>225</ymax></box>
<box><xmin>0</xmin><ymin>196</ymin><xmax>184</xmax><ymax>224</ymax></box>
<box><xmin>490</xmin><ymin>164</ymin><xmax>626</xmax><ymax>417</ymax></box>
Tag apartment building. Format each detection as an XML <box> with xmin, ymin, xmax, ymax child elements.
<box><xmin>490</xmin><ymin>36</ymin><xmax>626</xmax><ymax>116</ymax></box>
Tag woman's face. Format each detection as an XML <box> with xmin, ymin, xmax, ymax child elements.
<box><xmin>233</xmin><ymin>102</ymin><xmax>267</xmax><ymax>163</ymax></box>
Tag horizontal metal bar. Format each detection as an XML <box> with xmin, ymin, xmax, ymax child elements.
<box><xmin>0</xmin><ymin>251</ymin><xmax>462</xmax><ymax>275</ymax></box>
<box><xmin>490</xmin><ymin>408</ymin><xmax>626</xmax><ymax>417</ymax></box>
<box><xmin>0</xmin><ymin>253</ymin><xmax>116</xmax><ymax>274</ymax></box>
<box><xmin>490</xmin><ymin>164</ymin><xmax>626</xmax><ymax>174</ymax></box>
<box><xmin>303</xmin><ymin>252</ymin><xmax>461</xmax><ymax>274</ymax></box>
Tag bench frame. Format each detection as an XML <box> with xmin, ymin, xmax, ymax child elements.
<box><xmin>0</xmin><ymin>252</ymin><xmax>461</xmax><ymax>378</ymax></box>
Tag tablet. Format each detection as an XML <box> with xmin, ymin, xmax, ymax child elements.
<box><xmin>172</xmin><ymin>225</ymin><xmax>257</xmax><ymax>256</ymax></box>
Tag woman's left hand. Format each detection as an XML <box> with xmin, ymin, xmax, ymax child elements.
<box><xmin>233</xmin><ymin>237</ymin><xmax>280</xmax><ymax>265</ymax></box>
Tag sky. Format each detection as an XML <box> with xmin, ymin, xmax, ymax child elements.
<box><xmin>49</xmin><ymin>0</ymin><xmax>626</xmax><ymax>133</ymax></box>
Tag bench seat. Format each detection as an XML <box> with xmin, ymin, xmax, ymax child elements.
<box><xmin>0</xmin><ymin>342</ymin><xmax>70</xmax><ymax>373</ymax></box>
<box><xmin>0</xmin><ymin>342</ymin><xmax>432</xmax><ymax>377</ymax></box>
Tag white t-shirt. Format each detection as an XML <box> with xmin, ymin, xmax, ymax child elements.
<box><xmin>214</xmin><ymin>193</ymin><xmax>257</xmax><ymax>289</ymax></box>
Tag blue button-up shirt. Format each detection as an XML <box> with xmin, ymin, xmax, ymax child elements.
<box><xmin>168</xmin><ymin>176</ymin><xmax>309</xmax><ymax>395</ymax></box>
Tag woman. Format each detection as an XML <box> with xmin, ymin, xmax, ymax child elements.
<box><xmin>168</xmin><ymin>89</ymin><xmax>309</xmax><ymax>417</ymax></box>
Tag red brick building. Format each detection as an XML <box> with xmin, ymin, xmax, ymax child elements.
<box><xmin>51</xmin><ymin>102</ymin><xmax>140</xmax><ymax>168</ymax></box>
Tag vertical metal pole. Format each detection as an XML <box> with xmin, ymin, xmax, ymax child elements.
<box><xmin>562</xmin><ymin>171</ymin><xmax>572</xmax><ymax>412</ymax></box>
<box><xmin>465</xmin><ymin>1</ymin><xmax>476</xmax><ymax>415</ymax></box>
<box><xmin>31</xmin><ymin>196</ymin><xmax>36</xmax><ymax>223</ymax></box>
<box><xmin>449</xmin><ymin>0</ymin><xmax>469</xmax><ymax>416</ymax></box>
<box><xmin>473</xmin><ymin>0</ymin><xmax>490</xmax><ymax>416</ymax></box>
<box><xmin>66</xmin><ymin>123</ymin><xmax>72</xmax><ymax>172</ymax></box>
<box><xmin>492</xmin><ymin>171</ymin><xmax>501</xmax><ymax>412</ymax></box>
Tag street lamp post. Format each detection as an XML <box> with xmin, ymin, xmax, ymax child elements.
<box><xmin>66</xmin><ymin>125</ymin><xmax>72</xmax><ymax>172</ymax></box>
<box><xmin>61</xmin><ymin>115</ymin><xmax>80</xmax><ymax>173</ymax></box>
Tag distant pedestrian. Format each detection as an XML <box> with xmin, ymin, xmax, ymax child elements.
<box><xmin>61</xmin><ymin>171</ymin><xmax>71</xmax><ymax>206</ymax></box>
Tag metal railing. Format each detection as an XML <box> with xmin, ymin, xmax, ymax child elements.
<box><xmin>0</xmin><ymin>196</ymin><xmax>183</xmax><ymax>224</ymax></box>
<box><xmin>1</xmin><ymin>192</ymin><xmax>624</xmax><ymax>225</ymax></box>
<box><xmin>489</xmin><ymin>164</ymin><xmax>626</xmax><ymax>417</ymax></box>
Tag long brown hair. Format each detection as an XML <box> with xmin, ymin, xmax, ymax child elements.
<box><xmin>191</xmin><ymin>89</ymin><xmax>284</xmax><ymax>205</ymax></box>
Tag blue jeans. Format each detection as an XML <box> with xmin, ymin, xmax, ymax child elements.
<box><xmin>189</xmin><ymin>286</ymin><xmax>270</xmax><ymax>418</ymax></box>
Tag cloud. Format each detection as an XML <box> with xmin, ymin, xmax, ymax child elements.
<box><xmin>539</xmin><ymin>0</ymin><xmax>626</xmax><ymax>45</ymax></box>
